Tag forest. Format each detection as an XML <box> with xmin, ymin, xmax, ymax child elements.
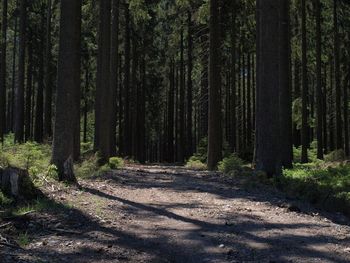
<box><xmin>0</xmin><ymin>0</ymin><xmax>350</xmax><ymax>262</ymax></box>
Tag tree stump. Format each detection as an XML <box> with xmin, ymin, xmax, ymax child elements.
<box><xmin>0</xmin><ymin>167</ymin><xmax>39</xmax><ymax>199</ymax></box>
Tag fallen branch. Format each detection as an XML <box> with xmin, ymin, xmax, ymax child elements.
<box><xmin>0</xmin><ymin>222</ymin><xmax>12</xmax><ymax>228</ymax></box>
<box><xmin>3</xmin><ymin>210</ymin><xmax>35</xmax><ymax>220</ymax></box>
<box><xmin>48</xmin><ymin>228</ymin><xmax>82</xmax><ymax>235</ymax></box>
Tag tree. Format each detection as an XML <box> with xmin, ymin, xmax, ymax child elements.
<box><xmin>52</xmin><ymin>0</ymin><xmax>82</xmax><ymax>182</ymax></box>
<box><xmin>0</xmin><ymin>0</ymin><xmax>8</xmax><ymax>143</ymax></box>
<box><xmin>34</xmin><ymin>6</ymin><xmax>45</xmax><ymax>143</ymax></box>
<box><xmin>207</xmin><ymin>0</ymin><xmax>222</xmax><ymax>170</ymax></box>
<box><xmin>14</xmin><ymin>0</ymin><xmax>27</xmax><ymax>143</ymax></box>
<box><xmin>44</xmin><ymin>0</ymin><xmax>53</xmax><ymax>138</ymax></box>
<box><xmin>186</xmin><ymin>10</ymin><xmax>193</xmax><ymax>158</ymax></box>
<box><xmin>315</xmin><ymin>0</ymin><xmax>323</xmax><ymax>159</ymax></box>
<box><xmin>301</xmin><ymin>0</ymin><xmax>309</xmax><ymax>163</ymax></box>
<box><xmin>95</xmin><ymin>0</ymin><xmax>114</xmax><ymax>163</ymax></box>
<box><xmin>256</xmin><ymin>0</ymin><xmax>281</xmax><ymax>175</ymax></box>
<box><xmin>334</xmin><ymin>0</ymin><xmax>342</xmax><ymax>150</ymax></box>
<box><xmin>279</xmin><ymin>0</ymin><xmax>293</xmax><ymax>168</ymax></box>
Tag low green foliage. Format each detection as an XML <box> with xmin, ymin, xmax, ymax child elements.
<box><xmin>0</xmin><ymin>190</ymin><xmax>13</xmax><ymax>207</ymax></box>
<box><xmin>108</xmin><ymin>157</ymin><xmax>124</xmax><ymax>169</ymax></box>
<box><xmin>0</xmin><ymin>134</ymin><xmax>55</xmax><ymax>184</ymax></box>
<box><xmin>191</xmin><ymin>137</ymin><xmax>231</xmax><ymax>164</ymax></box>
<box><xmin>81</xmin><ymin>142</ymin><xmax>93</xmax><ymax>153</ymax></box>
<box><xmin>281</xmin><ymin>162</ymin><xmax>350</xmax><ymax>214</ymax></box>
<box><xmin>185</xmin><ymin>156</ymin><xmax>207</xmax><ymax>170</ymax></box>
<box><xmin>75</xmin><ymin>154</ymin><xmax>99</xmax><ymax>178</ymax></box>
<box><xmin>17</xmin><ymin>232</ymin><xmax>30</xmax><ymax>247</ymax></box>
<box><xmin>218</xmin><ymin>154</ymin><xmax>244</xmax><ymax>175</ymax></box>
<box><xmin>75</xmin><ymin>153</ymin><xmax>115</xmax><ymax>178</ymax></box>
<box><xmin>324</xmin><ymin>149</ymin><xmax>346</xmax><ymax>162</ymax></box>
<box><xmin>293</xmin><ymin>140</ymin><xmax>318</xmax><ymax>163</ymax></box>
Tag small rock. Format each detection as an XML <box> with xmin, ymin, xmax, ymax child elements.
<box><xmin>219</xmin><ymin>244</ymin><xmax>225</xmax><ymax>248</ymax></box>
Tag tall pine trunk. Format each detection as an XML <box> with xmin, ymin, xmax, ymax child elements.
<box><xmin>207</xmin><ymin>0</ymin><xmax>222</xmax><ymax>170</ymax></box>
<box><xmin>333</xmin><ymin>0</ymin><xmax>342</xmax><ymax>150</ymax></box>
<box><xmin>0</xmin><ymin>0</ymin><xmax>7</xmax><ymax>142</ymax></box>
<box><xmin>44</xmin><ymin>0</ymin><xmax>53</xmax><ymax>138</ymax></box>
<box><xmin>14</xmin><ymin>0</ymin><xmax>27</xmax><ymax>143</ymax></box>
<box><xmin>279</xmin><ymin>0</ymin><xmax>293</xmax><ymax>168</ymax></box>
<box><xmin>315</xmin><ymin>0</ymin><xmax>323</xmax><ymax>159</ymax></box>
<box><xmin>186</xmin><ymin>11</ymin><xmax>193</xmax><ymax>158</ymax></box>
<box><xmin>52</xmin><ymin>0</ymin><xmax>81</xmax><ymax>182</ymax></box>
<box><xmin>301</xmin><ymin>0</ymin><xmax>309</xmax><ymax>163</ymax></box>
<box><xmin>95</xmin><ymin>0</ymin><xmax>113</xmax><ymax>163</ymax></box>
<box><xmin>256</xmin><ymin>0</ymin><xmax>281</xmax><ymax>175</ymax></box>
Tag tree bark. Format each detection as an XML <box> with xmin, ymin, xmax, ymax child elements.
<box><xmin>334</xmin><ymin>0</ymin><xmax>342</xmax><ymax>150</ymax></box>
<box><xmin>279</xmin><ymin>0</ymin><xmax>293</xmax><ymax>168</ymax></box>
<box><xmin>256</xmin><ymin>0</ymin><xmax>281</xmax><ymax>176</ymax></box>
<box><xmin>186</xmin><ymin>11</ymin><xmax>193</xmax><ymax>158</ymax></box>
<box><xmin>315</xmin><ymin>0</ymin><xmax>323</xmax><ymax>159</ymax></box>
<box><xmin>301</xmin><ymin>0</ymin><xmax>309</xmax><ymax>163</ymax></box>
<box><xmin>14</xmin><ymin>0</ymin><xmax>27</xmax><ymax>143</ymax></box>
<box><xmin>207</xmin><ymin>0</ymin><xmax>222</xmax><ymax>170</ymax></box>
<box><xmin>95</xmin><ymin>0</ymin><xmax>113</xmax><ymax>163</ymax></box>
<box><xmin>0</xmin><ymin>0</ymin><xmax>8</xmax><ymax>143</ymax></box>
<box><xmin>52</xmin><ymin>0</ymin><xmax>81</xmax><ymax>182</ymax></box>
<box><xmin>44</xmin><ymin>0</ymin><xmax>53</xmax><ymax>138</ymax></box>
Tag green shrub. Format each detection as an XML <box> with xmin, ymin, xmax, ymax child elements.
<box><xmin>81</xmin><ymin>142</ymin><xmax>93</xmax><ymax>153</ymax></box>
<box><xmin>324</xmin><ymin>149</ymin><xmax>346</xmax><ymax>162</ymax></box>
<box><xmin>218</xmin><ymin>154</ymin><xmax>244</xmax><ymax>175</ymax></box>
<box><xmin>75</xmin><ymin>155</ymin><xmax>99</xmax><ymax>178</ymax></box>
<box><xmin>0</xmin><ymin>137</ymin><xmax>55</xmax><ymax>183</ymax></box>
<box><xmin>0</xmin><ymin>190</ymin><xmax>13</xmax><ymax>207</ymax></box>
<box><xmin>281</xmin><ymin>163</ymin><xmax>350</xmax><ymax>213</ymax></box>
<box><xmin>108</xmin><ymin>157</ymin><xmax>124</xmax><ymax>169</ymax></box>
<box><xmin>293</xmin><ymin>140</ymin><xmax>319</xmax><ymax>163</ymax></box>
<box><xmin>191</xmin><ymin>137</ymin><xmax>231</xmax><ymax>163</ymax></box>
<box><xmin>185</xmin><ymin>156</ymin><xmax>207</xmax><ymax>170</ymax></box>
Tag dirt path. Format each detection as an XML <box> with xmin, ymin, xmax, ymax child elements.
<box><xmin>1</xmin><ymin>165</ymin><xmax>350</xmax><ymax>262</ymax></box>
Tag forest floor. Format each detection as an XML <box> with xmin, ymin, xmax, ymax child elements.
<box><xmin>1</xmin><ymin>164</ymin><xmax>350</xmax><ymax>263</ymax></box>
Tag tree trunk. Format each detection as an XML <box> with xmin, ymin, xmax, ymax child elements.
<box><xmin>95</xmin><ymin>0</ymin><xmax>113</xmax><ymax>163</ymax></box>
<box><xmin>123</xmin><ymin>4</ymin><xmax>131</xmax><ymax>156</ymax></box>
<box><xmin>279</xmin><ymin>0</ymin><xmax>293</xmax><ymax>168</ymax></box>
<box><xmin>52</xmin><ymin>0</ymin><xmax>81</xmax><ymax>182</ymax></box>
<box><xmin>301</xmin><ymin>0</ymin><xmax>309</xmax><ymax>163</ymax></box>
<box><xmin>167</xmin><ymin>60</ymin><xmax>175</xmax><ymax>162</ymax></box>
<box><xmin>14</xmin><ymin>0</ymin><xmax>27</xmax><ymax>143</ymax></box>
<box><xmin>44</xmin><ymin>0</ymin><xmax>53</xmax><ymax>138</ymax></box>
<box><xmin>178</xmin><ymin>29</ymin><xmax>185</xmax><ymax>163</ymax></box>
<box><xmin>256</xmin><ymin>0</ymin><xmax>281</xmax><ymax>176</ymax></box>
<box><xmin>34</xmin><ymin>8</ymin><xmax>45</xmax><ymax>143</ymax></box>
<box><xmin>230</xmin><ymin>2</ymin><xmax>236</xmax><ymax>152</ymax></box>
<box><xmin>110</xmin><ymin>0</ymin><xmax>119</xmax><ymax>156</ymax></box>
<box><xmin>186</xmin><ymin>11</ymin><xmax>193</xmax><ymax>158</ymax></box>
<box><xmin>25</xmin><ymin>29</ymin><xmax>33</xmax><ymax>141</ymax></box>
<box><xmin>207</xmin><ymin>0</ymin><xmax>222</xmax><ymax>170</ymax></box>
<box><xmin>0</xmin><ymin>0</ymin><xmax>8</xmax><ymax>143</ymax></box>
<box><xmin>199</xmin><ymin>33</ymin><xmax>208</xmax><ymax>141</ymax></box>
<box><xmin>315</xmin><ymin>0</ymin><xmax>323</xmax><ymax>159</ymax></box>
<box><xmin>334</xmin><ymin>0</ymin><xmax>342</xmax><ymax>150</ymax></box>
